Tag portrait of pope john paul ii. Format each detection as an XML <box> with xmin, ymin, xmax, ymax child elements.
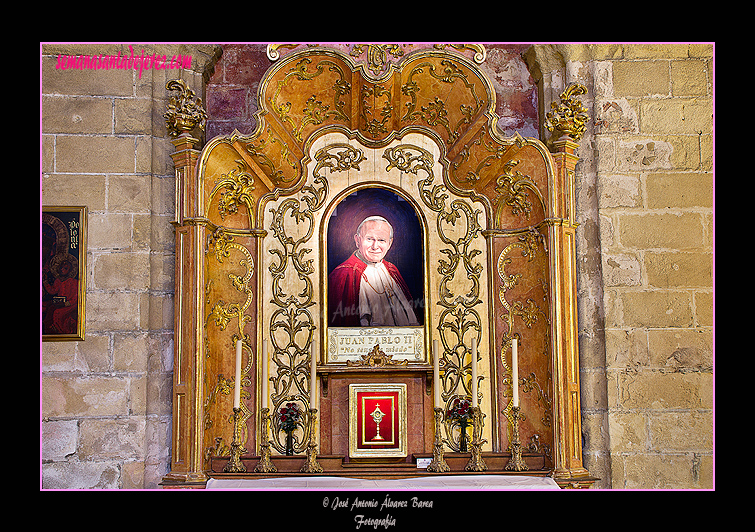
<box><xmin>327</xmin><ymin>188</ymin><xmax>424</xmax><ymax>328</ymax></box>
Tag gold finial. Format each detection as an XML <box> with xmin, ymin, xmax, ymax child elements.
<box><xmin>545</xmin><ymin>83</ymin><xmax>589</xmax><ymax>142</ymax></box>
<box><xmin>164</xmin><ymin>79</ymin><xmax>207</xmax><ymax>137</ymax></box>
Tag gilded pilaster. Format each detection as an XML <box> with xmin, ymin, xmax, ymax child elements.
<box><xmin>163</xmin><ymin>78</ymin><xmax>211</xmax><ymax>484</ymax></box>
<box><xmin>165</xmin><ymin>133</ymin><xmax>208</xmax><ymax>483</ymax></box>
<box><xmin>547</xmin><ymin>136</ymin><xmax>590</xmax><ymax>483</ymax></box>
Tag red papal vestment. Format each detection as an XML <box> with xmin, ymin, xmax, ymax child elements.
<box><xmin>328</xmin><ymin>252</ymin><xmax>418</xmax><ymax>327</ymax></box>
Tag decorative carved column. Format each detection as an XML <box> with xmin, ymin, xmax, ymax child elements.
<box><xmin>545</xmin><ymin>84</ymin><xmax>593</xmax><ymax>485</ymax></box>
<box><xmin>163</xmin><ymin>79</ymin><xmax>209</xmax><ymax>484</ymax></box>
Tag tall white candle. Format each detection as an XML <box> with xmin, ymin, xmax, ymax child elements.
<box><xmin>433</xmin><ymin>339</ymin><xmax>440</xmax><ymax>408</ymax></box>
<box><xmin>471</xmin><ymin>337</ymin><xmax>478</xmax><ymax>407</ymax></box>
<box><xmin>261</xmin><ymin>340</ymin><xmax>268</xmax><ymax>410</ymax></box>
<box><xmin>512</xmin><ymin>338</ymin><xmax>519</xmax><ymax>407</ymax></box>
<box><xmin>310</xmin><ymin>336</ymin><xmax>317</xmax><ymax>409</ymax></box>
<box><xmin>233</xmin><ymin>339</ymin><xmax>242</xmax><ymax>409</ymax></box>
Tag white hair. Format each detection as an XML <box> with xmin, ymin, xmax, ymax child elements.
<box><xmin>356</xmin><ymin>216</ymin><xmax>393</xmax><ymax>239</ymax></box>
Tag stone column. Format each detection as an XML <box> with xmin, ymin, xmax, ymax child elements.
<box><xmin>523</xmin><ymin>44</ymin><xmax>611</xmax><ymax>488</ymax></box>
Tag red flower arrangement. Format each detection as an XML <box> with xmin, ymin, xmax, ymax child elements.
<box><xmin>446</xmin><ymin>397</ymin><xmax>472</xmax><ymax>452</ymax></box>
<box><xmin>279</xmin><ymin>402</ymin><xmax>301</xmax><ymax>433</ymax></box>
<box><xmin>446</xmin><ymin>397</ymin><xmax>472</xmax><ymax>421</ymax></box>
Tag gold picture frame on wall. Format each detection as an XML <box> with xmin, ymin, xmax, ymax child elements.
<box><xmin>349</xmin><ymin>383</ymin><xmax>407</xmax><ymax>459</ymax></box>
<box><xmin>42</xmin><ymin>206</ymin><xmax>87</xmax><ymax>341</ymax></box>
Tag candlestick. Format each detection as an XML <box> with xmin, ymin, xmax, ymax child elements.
<box><xmin>471</xmin><ymin>337</ymin><xmax>478</xmax><ymax>407</ymax></box>
<box><xmin>512</xmin><ymin>338</ymin><xmax>519</xmax><ymax>407</ymax></box>
<box><xmin>433</xmin><ymin>339</ymin><xmax>440</xmax><ymax>407</ymax></box>
<box><xmin>464</xmin><ymin>405</ymin><xmax>487</xmax><ymax>472</ymax></box>
<box><xmin>300</xmin><ymin>408</ymin><xmax>323</xmax><ymax>473</ymax></box>
<box><xmin>233</xmin><ymin>339</ymin><xmax>242</xmax><ymax>409</ymax></box>
<box><xmin>504</xmin><ymin>405</ymin><xmax>528</xmax><ymax>472</ymax></box>
<box><xmin>223</xmin><ymin>407</ymin><xmax>246</xmax><ymax>473</ymax></box>
<box><xmin>253</xmin><ymin>407</ymin><xmax>277</xmax><ymax>473</ymax></box>
<box><xmin>426</xmin><ymin>407</ymin><xmax>450</xmax><ymax>473</ymax></box>
<box><xmin>261</xmin><ymin>340</ymin><xmax>268</xmax><ymax>410</ymax></box>
<box><xmin>310</xmin><ymin>336</ymin><xmax>317</xmax><ymax>408</ymax></box>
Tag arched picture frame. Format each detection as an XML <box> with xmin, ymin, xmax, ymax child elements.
<box><xmin>325</xmin><ymin>185</ymin><xmax>426</xmax><ymax>365</ymax></box>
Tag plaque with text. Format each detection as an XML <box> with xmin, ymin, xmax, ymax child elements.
<box><xmin>328</xmin><ymin>327</ymin><xmax>424</xmax><ymax>364</ymax></box>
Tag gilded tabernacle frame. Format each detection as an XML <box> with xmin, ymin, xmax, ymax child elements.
<box><xmin>42</xmin><ymin>206</ymin><xmax>87</xmax><ymax>341</ymax></box>
<box><xmin>349</xmin><ymin>383</ymin><xmax>407</xmax><ymax>459</ymax></box>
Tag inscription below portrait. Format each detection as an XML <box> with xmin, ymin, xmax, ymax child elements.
<box><xmin>328</xmin><ymin>327</ymin><xmax>423</xmax><ymax>363</ymax></box>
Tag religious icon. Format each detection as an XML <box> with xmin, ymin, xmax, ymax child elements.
<box><xmin>370</xmin><ymin>403</ymin><xmax>386</xmax><ymax>441</ymax></box>
<box><xmin>42</xmin><ymin>207</ymin><xmax>87</xmax><ymax>341</ymax></box>
<box><xmin>327</xmin><ymin>187</ymin><xmax>424</xmax><ymax>328</ymax></box>
<box><xmin>349</xmin><ymin>383</ymin><xmax>407</xmax><ymax>458</ymax></box>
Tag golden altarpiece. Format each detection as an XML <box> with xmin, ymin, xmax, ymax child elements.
<box><xmin>162</xmin><ymin>45</ymin><xmax>596</xmax><ymax>488</ymax></box>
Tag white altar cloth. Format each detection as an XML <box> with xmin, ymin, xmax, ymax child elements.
<box><xmin>205</xmin><ymin>474</ymin><xmax>560</xmax><ymax>490</ymax></box>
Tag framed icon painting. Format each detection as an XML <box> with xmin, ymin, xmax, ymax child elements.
<box><xmin>348</xmin><ymin>383</ymin><xmax>407</xmax><ymax>459</ymax></box>
<box><xmin>42</xmin><ymin>206</ymin><xmax>87</xmax><ymax>341</ymax></box>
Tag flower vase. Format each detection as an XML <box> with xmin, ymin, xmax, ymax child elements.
<box><xmin>285</xmin><ymin>429</ymin><xmax>294</xmax><ymax>456</ymax></box>
<box><xmin>459</xmin><ymin>419</ymin><xmax>468</xmax><ymax>453</ymax></box>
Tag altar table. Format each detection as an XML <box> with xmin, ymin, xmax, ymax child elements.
<box><xmin>205</xmin><ymin>474</ymin><xmax>560</xmax><ymax>490</ymax></box>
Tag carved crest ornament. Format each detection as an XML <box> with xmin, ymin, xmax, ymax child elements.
<box><xmin>346</xmin><ymin>344</ymin><xmax>409</xmax><ymax>368</ymax></box>
<box><xmin>163</xmin><ymin>44</ymin><xmax>593</xmax><ymax>488</ymax></box>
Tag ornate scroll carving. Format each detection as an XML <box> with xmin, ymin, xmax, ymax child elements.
<box><xmin>346</xmin><ymin>344</ymin><xmax>409</xmax><ymax>368</ymax></box>
<box><xmin>545</xmin><ymin>83</ymin><xmax>589</xmax><ymax>142</ymax></box>
<box><xmin>384</xmin><ymin>143</ymin><xmax>484</xmax><ymax>451</ymax></box>
<box><xmin>204</xmin><ymin>228</ymin><xmax>255</xmax><ymax>458</ymax></box>
<box><xmin>401</xmin><ymin>60</ymin><xmax>483</xmax><ymax>145</ymax></box>
<box><xmin>164</xmin><ymin>79</ymin><xmax>207</xmax><ymax>137</ymax></box>
<box><xmin>267</xmin><ymin>143</ymin><xmax>364</xmax><ymax>454</ymax></box>
<box><xmin>496</xmin><ymin>230</ymin><xmax>547</xmax><ymax>344</ymax></box>
<box><xmin>360</xmin><ymin>83</ymin><xmax>393</xmax><ymax>138</ymax></box>
<box><xmin>267</xmin><ymin>44</ymin><xmax>303</xmax><ymax>61</ymax></box>
<box><xmin>206</xmin><ymin>229</ymin><xmax>255</xmax><ymax>330</ymax></box>
<box><xmin>313</xmin><ymin>143</ymin><xmax>366</xmax><ymax>177</ymax></box>
<box><xmin>242</xmin><ymin>127</ymin><xmax>300</xmax><ymax>186</ymax></box>
<box><xmin>269</xmin><ymin>57</ymin><xmax>351</xmax><ymax>142</ymax></box>
<box><xmin>451</xmin><ymin>125</ymin><xmax>514</xmax><ymax>185</ymax></box>
<box><xmin>351</xmin><ymin>44</ymin><xmax>405</xmax><ymax>77</ymax></box>
<box><xmin>211</xmin><ymin>160</ymin><xmax>256</xmax><ymax>223</ymax></box>
<box><xmin>433</xmin><ymin>44</ymin><xmax>487</xmax><ymax>64</ymax></box>
<box><xmin>495</xmin><ymin>229</ymin><xmax>552</xmax><ymax>457</ymax></box>
<box><xmin>493</xmin><ymin>159</ymin><xmax>545</xmax><ymax>225</ymax></box>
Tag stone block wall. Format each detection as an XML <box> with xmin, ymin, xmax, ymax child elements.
<box><xmin>40</xmin><ymin>44</ymin><xmax>221</xmax><ymax>488</ymax></box>
<box><xmin>527</xmin><ymin>44</ymin><xmax>713</xmax><ymax>488</ymax></box>
<box><xmin>599</xmin><ymin>45</ymin><xmax>714</xmax><ymax>489</ymax></box>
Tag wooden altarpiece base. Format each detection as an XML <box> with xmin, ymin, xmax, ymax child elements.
<box><xmin>200</xmin><ymin>454</ymin><xmax>597</xmax><ymax>489</ymax></box>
